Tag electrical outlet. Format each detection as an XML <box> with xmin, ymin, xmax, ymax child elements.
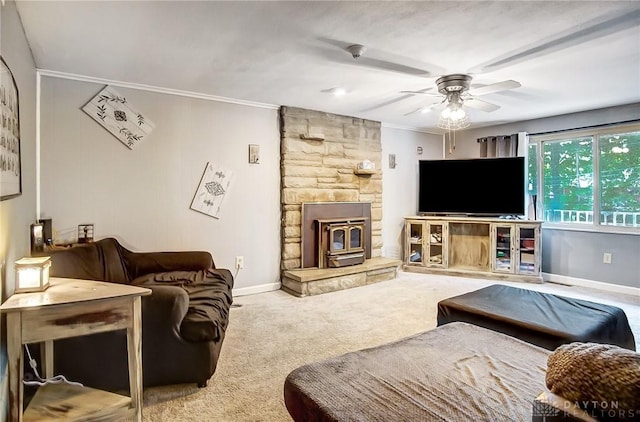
<box><xmin>603</xmin><ymin>253</ymin><xmax>612</xmax><ymax>264</ymax></box>
<box><xmin>235</xmin><ymin>256</ymin><xmax>244</xmax><ymax>269</ymax></box>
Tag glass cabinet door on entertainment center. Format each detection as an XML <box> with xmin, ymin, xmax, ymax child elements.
<box><xmin>491</xmin><ymin>224</ymin><xmax>514</xmax><ymax>273</ymax></box>
<box><xmin>406</xmin><ymin>220</ymin><xmax>425</xmax><ymax>265</ymax></box>
<box><xmin>516</xmin><ymin>224</ymin><xmax>540</xmax><ymax>275</ymax></box>
<box><xmin>425</xmin><ymin>222</ymin><xmax>448</xmax><ymax>267</ymax></box>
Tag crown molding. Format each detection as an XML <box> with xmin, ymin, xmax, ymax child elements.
<box><xmin>36</xmin><ymin>69</ymin><xmax>280</xmax><ymax>110</ymax></box>
<box><xmin>381</xmin><ymin>122</ymin><xmax>442</xmax><ymax>135</ymax></box>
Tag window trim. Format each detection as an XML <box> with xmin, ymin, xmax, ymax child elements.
<box><xmin>529</xmin><ymin>123</ymin><xmax>640</xmax><ymax>235</ymax></box>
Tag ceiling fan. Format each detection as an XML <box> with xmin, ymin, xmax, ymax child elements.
<box><xmin>400</xmin><ymin>74</ymin><xmax>521</xmax><ymax>128</ymax></box>
<box><xmin>402</xmin><ymin>74</ymin><xmax>522</xmax><ymax>113</ymax></box>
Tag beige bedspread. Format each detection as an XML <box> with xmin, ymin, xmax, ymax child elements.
<box><xmin>284</xmin><ymin>322</ymin><xmax>550</xmax><ymax>422</ymax></box>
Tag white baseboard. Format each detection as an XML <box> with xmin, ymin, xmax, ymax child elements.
<box><xmin>231</xmin><ymin>275</ymin><xmax>638</xmax><ymax>297</ymax></box>
<box><xmin>543</xmin><ymin>272</ymin><xmax>640</xmax><ymax>296</ymax></box>
<box><xmin>233</xmin><ymin>282</ymin><xmax>282</xmax><ymax>297</ymax></box>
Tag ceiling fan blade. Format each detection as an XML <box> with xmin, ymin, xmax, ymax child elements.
<box><xmin>404</xmin><ymin>97</ymin><xmax>446</xmax><ymax>116</ymax></box>
<box><xmin>399</xmin><ymin>90</ymin><xmax>441</xmax><ymax>97</ymax></box>
<box><xmin>354</xmin><ymin>57</ymin><xmax>432</xmax><ymax>77</ymax></box>
<box><xmin>468</xmin><ymin>80</ymin><xmax>521</xmax><ymax>96</ymax></box>
<box><xmin>403</xmin><ymin>108</ymin><xmax>424</xmax><ymax>116</ymax></box>
<box><xmin>465</xmin><ymin>98</ymin><xmax>500</xmax><ymax>112</ymax></box>
<box><xmin>317</xmin><ymin>38</ymin><xmax>442</xmax><ymax>77</ymax></box>
<box><xmin>470</xmin><ymin>8</ymin><xmax>640</xmax><ymax>73</ymax></box>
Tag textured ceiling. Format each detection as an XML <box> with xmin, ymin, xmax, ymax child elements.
<box><xmin>15</xmin><ymin>1</ymin><xmax>640</xmax><ymax>132</ymax></box>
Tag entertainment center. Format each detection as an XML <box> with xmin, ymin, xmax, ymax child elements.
<box><xmin>403</xmin><ymin>216</ymin><xmax>542</xmax><ymax>283</ymax></box>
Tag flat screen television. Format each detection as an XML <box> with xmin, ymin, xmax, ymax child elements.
<box><xmin>418</xmin><ymin>157</ymin><xmax>525</xmax><ymax>217</ymax></box>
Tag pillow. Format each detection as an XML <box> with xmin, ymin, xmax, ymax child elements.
<box><xmin>546</xmin><ymin>342</ymin><xmax>640</xmax><ymax>421</ymax></box>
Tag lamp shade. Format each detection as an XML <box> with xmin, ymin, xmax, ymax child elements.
<box><xmin>15</xmin><ymin>256</ymin><xmax>51</xmax><ymax>293</ymax></box>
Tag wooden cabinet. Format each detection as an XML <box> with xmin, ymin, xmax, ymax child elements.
<box><xmin>404</xmin><ymin>216</ymin><xmax>542</xmax><ymax>283</ymax></box>
<box><xmin>491</xmin><ymin>224</ymin><xmax>514</xmax><ymax>273</ymax></box>
<box><xmin>425</xmin><ymin>222</ymin><xmax>447</xmax><ymax>267</ymax></box>
<box><xmin>405</xmin><ymin>220</ymin><xmax>425</xmax><ymax>266</ymax></box>
<box><xmin>516</xmin><ymin>224</ymin><xmax>541</xmax><ymax>275</ymax></box>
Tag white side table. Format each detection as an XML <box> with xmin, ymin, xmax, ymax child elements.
<box><xmin>0</xmin><ymin>277</ymin><xmax>151</xmax><ymax>421</ymax></box>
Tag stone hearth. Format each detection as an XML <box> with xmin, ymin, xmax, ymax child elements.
<box><xmin>282</xmin><ymin>257</ymin><xmax>400</xmax><ymax>297</ymax></box>
<box><xmin>279</xmin><ymin>106</ymin><xmax>400</xmax><ymax>296</ymax></box>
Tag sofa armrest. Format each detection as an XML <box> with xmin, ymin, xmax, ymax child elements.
<box><xmin>123</xmin><ymin>250</ymin><xmax>215</xmax><ymax>280</ymax></box>
<box><xmin>532</xmin><ymin>391</ymin><xmax>598</xmax><ymax>422</ymax></box>
<box><xmin>142</xmin><ymin>285</ymin><xmax>190</xmax><ymax>337</ymax></box>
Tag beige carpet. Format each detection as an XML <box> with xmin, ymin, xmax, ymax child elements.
<box><xmin>142</xmin><ymin>271</ymin><xmax>640</xmax><ymax>421</ymax></box>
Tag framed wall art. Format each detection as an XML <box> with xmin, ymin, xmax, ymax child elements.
<box><xmin>1</xmin><ymin>56</ymin><xmax>22</xmax><ymax>200</ymax></box>
<box><xmin>82</xmin><ymin>85</ymin><xmax>155</xmax><ymax>150</ymax></box>
<box><xmin>190</xmin><ymin>162</ymin><xmax>233</xmax><ymax>219</ymax></box>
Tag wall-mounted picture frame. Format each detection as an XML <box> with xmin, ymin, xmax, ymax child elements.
<box><xmin>249</xmin><ymin>144</ymin><xmax>260</xmax><ymax>164</ymax></box>
<box><xmin>190</xmin><ymin>162</ymin><xmax>233</xmax><ymax>219</ymax></box>
<box><xmin>82</xmin><ymin>85</ymin><xmax>155</xmax><ymax>150</ymax></box>
<box><xmin>1</xmin><ymin>56</ymin><xmax>22</xmax><ymax>200</ymax></box>
<box><xmin>389</xmin><ymin>154</ymin><xmax>397</xmax><ymax>169</ymax></box>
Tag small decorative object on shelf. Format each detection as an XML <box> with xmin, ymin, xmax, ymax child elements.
<box><xmin>430</xmin><ymin>233</ymin><xmax>442</xmax><ymax>243</ymax></box>
<box><xmin>15</xmin><ymin>256</ymin><xmax>51</xmax><ymax>293</ymax></box>
<box><xmin>354</xmin><ymin>160</ymin><xmax>377</xmax><ymax>175</ymax></box>
<box><xmin>78</xmin><ymin>224</ymin><xmax>94</xmax><ymax>243</ymax></box>
<box><xmin>30</xmin><ymin>222</ymin><xmax>45</xmax><ymax>254</ymax></box>
<box><xmin>357</xmin><ymin>160</ymin><xmax>375</xmax><ymax>170</ymax></box>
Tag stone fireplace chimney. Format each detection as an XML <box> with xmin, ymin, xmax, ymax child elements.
<box><xmin>279</xmin><ymin>107</ymin><xmax>400</xmax><ymax>296</ymax></box>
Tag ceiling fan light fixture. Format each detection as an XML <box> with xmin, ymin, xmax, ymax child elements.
<box><xmin>450</xmin><ymin>107</ymin><xmax>466</xmax><ymax>120</ymax></box>
<box><xmin>438</xmin><ymin>114</ymin><xmax>471</xmax><ymax>130</ymax></box>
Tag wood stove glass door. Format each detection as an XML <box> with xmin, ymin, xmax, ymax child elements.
<box><xmin>330</xmin><ymin>227</ymin><xmax>346</xmax><ymax>253</ymax></box>
<box><xmin>349</xmin><ymin>226</ymin><xmax>363</xmax><ymax>251</ymax></box>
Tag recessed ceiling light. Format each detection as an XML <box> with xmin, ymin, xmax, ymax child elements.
<box><xmin>321</xmin><ymin>87</ymin><xmax>349</xmax><ymax>97</ymax></box>
<box><xmin>331</xmin><ymin>87</ymin><xmax>347</xmax><ymax>96</ymax></box>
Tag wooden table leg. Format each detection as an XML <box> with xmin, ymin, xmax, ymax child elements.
<box><xmin>7</xmin><ymin>313</ymin><xmax>23</xmax><ymax>422</ymax></box>
<box><xmin>40</xmin><ymin>340</ymin><xmax>54</xmax><ymax>379</ymax></box>
<box><xmin>127</xmin><ymin>297</ymin><xmax>143</xmax><ymax>422</ymax></box>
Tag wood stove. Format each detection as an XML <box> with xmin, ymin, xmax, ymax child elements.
<box><xmin>317</xmin><ymin>218</ymin><xmax>368</xmax><ymax>268</ymax></box>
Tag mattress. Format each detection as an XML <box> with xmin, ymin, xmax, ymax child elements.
<box><xmin>284</xmin><ymin>322</ymin><xmax>550</xmax><ymax>422</ymax></box>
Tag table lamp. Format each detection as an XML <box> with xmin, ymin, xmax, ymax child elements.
<box><xmin>15</xmin><ymin>256</ymin><xmax>51</xmax><ymax>293</ymax></box>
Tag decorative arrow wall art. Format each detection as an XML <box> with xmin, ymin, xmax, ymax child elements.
<box><xmin>82</xmin><ymin>85</ymin><xmax>155</xmax><ymax>149</ymax></box>
<box><xmin>190</xmin><ymin>162</ymin><xmax>233</xmax><ymax>219</ymax></box>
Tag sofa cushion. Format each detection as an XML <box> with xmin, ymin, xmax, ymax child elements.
<box><xmin>546</xmin><ymin>342</ymin><xmax>640</xmax><ymax>421</ymax></box>
<box><xmin>49</xmin><ymin>238</ymin><xmax>130</xmax><ymax>284</ymax></box>
<box><xmin>132</xmin><ymin>269</ymin><xmax>233</xmax><ymax>342</ymax></box>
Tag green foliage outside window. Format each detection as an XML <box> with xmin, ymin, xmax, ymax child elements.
<box><xmin>598</xmin><ymin>131</ymin><xmax>640</xmax><ymax>226</ymax></box>
<box><xmin>543</xmin><ymin>136</ymin><xmax>593</xmax><ymax>223</ymax></box>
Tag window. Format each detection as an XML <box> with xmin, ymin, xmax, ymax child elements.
<box><xmin>528</xmin><ymin>124</ymin><xmax>640</xmax><ymax>230</ymax></box>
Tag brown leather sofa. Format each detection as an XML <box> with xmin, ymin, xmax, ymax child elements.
<box><xmin>44</xmin><ymin>237</ymin><xmax>233</xmax><ymax>392</ymax></box>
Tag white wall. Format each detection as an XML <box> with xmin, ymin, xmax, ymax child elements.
<box><xmin>1</xmin><ymin>1</ymin><xmax>38</xmax><ymax>419</ymax></box>
<box><xmin>39</xmin><ymin>76</ymin><xmax>282</xmax><ymax>292</ymax></box>
<box><xmin>381</xmin><ymin>126</ymin><xmax>443</xmax><ymax>259</ymax></box>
